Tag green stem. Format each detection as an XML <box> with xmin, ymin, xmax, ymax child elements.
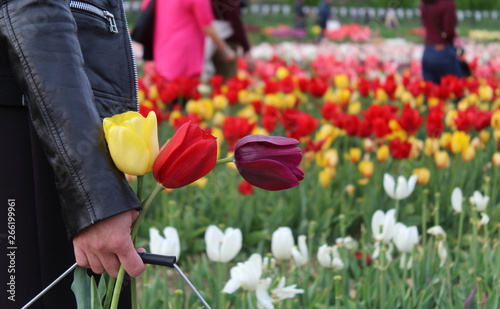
<box><xmin>109</xmin><ymin>182</ymin><xmax>164</xmax><ymax>309</ymax></box>
<box><xmin>132</xmin><ymin>183</ymin><xmax>165</xmax><ymax>241</ymax></box>
<box><xmin>422</xmin><ymin>189</ymin><xmax>429</xmax><ymax>247</ymax></box>
<box><xmin>334</xmin><ymin>275</ymin><xmax>342</xmax><ymax>309</ymax></box>
<box><xmin>131</xmin><ymin>277</ymin><xmax>137</xmax><ymax>309</ymax></box>
<box><xmin>476</xmin><ymin>277</ymin><xmax>483</xmax><ymax>308</ymax></box>
<box><xmin>471</xmin><ymin>210</ymin><xmax>479</xmax><ymax>272</ymax></box>
<box><xmin>394</xmin><ymin>199</ymin><xmax>400</xmax><ymax>222</ymax></box>
<box><xmin>110</xmin><ymin>267</ymin><xmax>126</xmax><ymax>309</ymax></box>
<box><xmin>378</xmin><ymin>245</ymin><xmax>387</xmax><ymax>309</ymax></box>
<box><xmin>434</xmin><ymin>192</ymin><xmax>441</xmax><ymax>226</ymax></box>
<box><xmin>456</xmin><ymin>210</ymin><xmax>465</xmax><ymax>254</ymax></box>
<box><xmin>216</xmin><ymin>156</ymin><xmax>234</xmax><ymax>165</ymax></box>
<box><xmin>103</xmin><ymin>276</ymin><xmax>116</xmax><ymax>309</ymax></box>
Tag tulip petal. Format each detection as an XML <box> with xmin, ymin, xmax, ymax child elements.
<box><xmin>156</xmin><ymin>138</ymin><xmax>217</xmax><ymax>188</ymax></box>
<box><xmin>451</xmin><ymin>187</ymin><xmax>463</xmax><ymax>212</ymax></box>
<box><xmin>219</xmin><ymin>228</ymin><xmax>242</xmax><ymax>263</ymax></box>
<box><xmin>205</xmin><ymin>225</ymin><xmax>224</xmax><ymax>262</ymax></box>
<box><xmin>236</xmin><ymin>159</ymin><xmax>302</xmax><ymax>191</ymax></box>
<box><xmin>383</xmin><ymin>173</ymin><xmax>396</xmax><ymax>199</ymax></box>
<box><xmin>235</xmin><ymin>134</ymin><xmax>300</xmax><ymax>150</ymax></box>
<box><xmin>395</xmin><ymin>176</ymin><xmax>407</xmax><ymax>200</ymax></box>
<box><xmin>222</xmin><ymin>278</ymin><xmax>242</xmax><ymax>294</ymax></box>
<box><xmin>235</xmin><ymin>143</ymin><xmax>303</xmax><ymax>168</ymax></box>
<box><xmin>106</xmin><ymin>126</ymin><xmax>150</xmax><ymax>175</ymax></box>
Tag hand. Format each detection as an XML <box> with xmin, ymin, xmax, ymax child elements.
<box><xmin>244</xmin><ymin>53</ymin><xmax>256</xmax><ymax>72</ymax></box>
<box><xmin>73</xmin><ymin>210</ymin><xmax>146</xmax><ymax>278</ymax></box>
<box><xmin>222</xmin><ymin>46</ymin><xmax>236</xmax><ymax>62</ymax></box>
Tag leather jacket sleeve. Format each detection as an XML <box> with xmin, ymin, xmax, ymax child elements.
<box><xmin>0</xmin><ymin>0</ymin><xmax>142</xmax><ymax>238</ymax></box>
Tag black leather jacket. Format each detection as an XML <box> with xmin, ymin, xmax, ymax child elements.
<box><xmin>0</xmin><ymin>0</ymin><xmax>141</xmax><ymax>238</ymax></box>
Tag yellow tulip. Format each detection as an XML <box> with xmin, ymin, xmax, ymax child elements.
<box><xmin>348</xmin><ymin>101</ymin><xmax>361</xmax><ymax>115</ymax></box>
<box><xmin>434</xmin><ymin>151</ymin><xmax>450</xmax><ymax>169</ymax></box>
<box><xmin>492</xmin><ymin>153</ymin><xmax>500</xmax><ymax>167</ymax></box>
<box><xmin>479</xmin><ymin>130</ymin><xmax>490</xmax><ymax>144</ymax></box>
<box><xmin>347</xmin><ymin>147</ymin><xmax>362</xmax><ymax>163</ymax></box>
<box><xmin>439</xmin><ymin>132</ymin><xmax>452</xmax><ymax>150</ymax></box>
<box><xmin>334</xmin><ymin>74</ymin><xmax>349</xmax><ymax>89</ymax></box>
<box><xmin>412</xmin><ymin>168</ymin><xmax>430</xmax><ymax>185</ymax></box>
<box><xmin>358</xmin><ymin>160</ymin><xmax>374</xmax><ymax>178</ymax></box>
<box><xmin>319</xmin><ymin>167</ymin><xmax>336</xmax><ymax>188</ymax></box>
<box><xmin>424</xmin><ymin>138</ymin><xmax>440</xmax><ymax>157</ymax></box>
<box><xmin>479</xmin><ymin>85</ymin><xmax>494</xmax><ymax>102</ymax></box>
<box><xmin>445</xmin><ymin>110</ymin><xmax>458</xmax><ymax>130</ymax></box>
<box><xmin>450</xmin><ymin>131</ymin><xmax>470</xmax><ymax>154</ymax></box>
<box><xmin>376</xmin><ymin>145</ymin><xmax>390</xmax><ymax>162</ymax></box>
<box><xmin>213</xmin><ymin>95</ymin><xmax>228</xmax><ymax>110</ymax></box>
<box><xmin>491</xmin><ymin>110</ymin><xmax>500</xmax><ymax>130</ymax></box>
<box><xmin>276</xmin><ymin>66</ymin><xmax>290</xmax><ymax>80</ymax></box>
<box><xmin>461</xmin><ymin>145</ymin><xmax>475</xmax><ymax>162</ymax></box>
<box><xmin>103</xmin><ymin>111</ymin><xmax>159</xmax><ymax>175</ymax></box>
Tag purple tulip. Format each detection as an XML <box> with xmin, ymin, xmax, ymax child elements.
<box><xmin>233</xmin><ymin>135</ymin><xmax>304</xmax><ymax>191</ymax></box>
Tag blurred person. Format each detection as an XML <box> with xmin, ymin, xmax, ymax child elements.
<box><xmin>316</xmin><ymin>0</ymin><xmax>332</xmax><ymax>42</ymax></box>
<box><xmin>420</xmin><ymin>0</ymin><xmax>464</xmax><ymax>84</ymax></box>
<box><xmin>294</xmin><ymin>0</ymin><xmax>308</xmax><ymax>30</ymax></box>
<box><xmin>144</xmin><ymin>0</ymin><xmax>236</xmax><ymax>81</ymax></box>
<box><xmin>0</xmin><ymin>0</ymin><xmax>147</xmax><ymax>308</ymax></box>
<box><xmin>204</xmin><ymin>0</ymin><xmax>256</xmax><ymax>81</ymax></box>
<box><xmin>385</xmin><ymin>7</ymin><xmax>400</xmax><ymax>29</ymax></box>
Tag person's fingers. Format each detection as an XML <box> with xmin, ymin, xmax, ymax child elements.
<box><xmin>86</xmin><ymin>253</ymin><xmax>105</xmax><ymax>274</ymax></box>
<box><xmin>74</xmin><ymin>246</ymin><xmax>90</xmax><ymax>268</ymax></box>
<box><xmin>98</xmin><ymin>253</ymin><xmax>121</xmax><ymax>278</ymax></box>
<box><xmin>116</xmin><ymin>242</ymin><xmax>146</xmax><ymax>277</ymax></box>
<box><xmin>136</xmin><ymin>247</ymin><xmax>146</xmax><ymax>253</ymax></box>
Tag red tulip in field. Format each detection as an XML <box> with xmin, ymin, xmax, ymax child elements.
<box><xmin>223</xmin><ymin>116</ymin><xmax>256</xmax><ymax>150</ymax></box>
<box><xmin>389</xmin><ymin>138</ymin><xmax>412</xmax><ymax>160</ymax></box>
<box><xmin>233</xmin><ymin>135</ymin><xmax>304</xmax><ymax>191</ymax></box>
<box><xmin>153</xmin><ymin>122</ymin><xmax>217</xmax><ymax>188</ymax></box>
<box><xmin>397</xmin><ymin>104</ymin><xmax>423</xmax><ymax>135</ymax></box>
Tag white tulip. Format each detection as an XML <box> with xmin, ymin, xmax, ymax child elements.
<box><xmin>271</xmin><ymin>277</ymin><xmax>304</xmax><ymax>301</ymax></box>
<box><xmin>371</xmin><ymin>209</ymin><xmax>396</xmax><ymax>243</ymax></box>
<box><xmin>393</xmin><ymin>223</ymin><xmax>419</xmax><ymax>253</ymax></box>
<box><xmin>317</xmin><ymin>245</ymin><xmax>344</xmax><ymax>270</ymax></box>
<box><xmin>291</xmin><ymin>235</ymin><xmax>308</xmax><ymax>266</ymax></box>
<box><xmin>470</xmin><ymin>191</ymin><xmax>489</xmax><ymax>212</ymax></box>
<box><xmin>427</xmin><ymin>225</ymin><xmax>446</xmax><ymax>239</ymax></box>
<box><xmin>205</xmin><ymin>225</ymin><xmax>242</xmax><ymax>263</ymax></box>
<box><xmin>271</xmin><ymin>227</ymin><xmax>295</xmax><ymax>260</ymax></box>
<box><xmin>480</xmin><ymin>213</ymin><xmax>490</xmax><ymax>226</ymax></box>
<box><xmin>383</xmin><ymin>173</ymin><xmax>418</xmax><ymax>200</ymax></box>
<box><xmin>256</xmin><ymin>278</ymin><xmax>274</xmax><ymax>309</ymax></box>
<box><xmin>437</xmin><ymin>241</ymin><xmax>448</xmax><ymax>268</ymax></box>
<box><xmin>372</xmin><ymin>241</ymin><xmax>394</xmax><ymax>261</ymax></box>
<box><xmin>335</xmin><ymin>236</ymin><xmax>358</xmax><ymax>250</ymax></box>
<box><xmin>149</xmin><ymin>227</ymin><xmax>181</xmax><ymax>259</ymax></box>
<box><xmin>223</xmin><ymin>254</ymin><xmax>263</xmax><ymax>293</ymax></box>
<box><xmin>451</xmin><ymin>187</ymin><xmax>463</xmax><ymax>213</ymax></box>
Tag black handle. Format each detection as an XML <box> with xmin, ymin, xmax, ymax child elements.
<box><xmin>138</xmin><ymin>252</ymin><xmax>176</xmax><ymax>268</ymax></box>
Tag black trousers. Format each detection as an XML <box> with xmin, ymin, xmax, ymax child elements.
<box><xmin>0</xmin><ymin>105</ymin><xmax>131</xmax><ymax>308</ymax></box>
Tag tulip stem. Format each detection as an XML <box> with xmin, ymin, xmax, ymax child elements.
<box><xmin>110</xmin><ymin>266</ymin><xmax>126</xmax><ymax>309</ymax></box>
<box><xmin>216</xmin><ymin>156</ymin><xmax>234</xmax><ymax>165</ymax></box>
<box><xmin>455</xmin><ymin>210</ymin><xmax>465</xmax><ymax>255</ymax></box>
<box><xmin>132</xmin><ymin>183</ymin><xmax>165</xmax><ymax>241</ymax></box>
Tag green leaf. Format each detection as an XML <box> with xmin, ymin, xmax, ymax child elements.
<box><xmin>71</xmin><ymin>266</ymin><xmax>91</xmax><ymax>309</ymax></box>
<box><xmin>91</xmin><ymin>276</ymin><xmax>104</xmax><ymax>309</ymax></box>
<box><xmin>97</xmin><ymin>273</ymin><xmax>108</xmax><ymax>304</ymax></box>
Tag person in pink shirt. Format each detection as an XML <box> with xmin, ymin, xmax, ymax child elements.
<box><xmin>141</xmin><ymin>0</ymin><xmax>235</xmax><ymax>80</ymax></box>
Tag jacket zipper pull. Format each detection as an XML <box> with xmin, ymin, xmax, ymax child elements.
<box><xmin>103</xmin><ymin>11</ymin><xmax>118</xmax><ymax>34</ymax></box>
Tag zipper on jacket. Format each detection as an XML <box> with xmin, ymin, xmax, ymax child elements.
<box><xmin>69</xmin><ymin>0</ymin><xmax>118</xmax><ymax>34</ymax></box>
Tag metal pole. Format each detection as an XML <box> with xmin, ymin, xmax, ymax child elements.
<box><xmin>174</xmin><ymin>264</ymin><xmax>212</xmax><ymax>309</ymax></box>
<box><xmin>21</xmin><ymin>263</ymin><xmax>78</xmax><ymax>309</ymax></box>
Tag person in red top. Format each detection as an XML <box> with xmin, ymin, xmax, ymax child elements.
<box><xmin>420</xmin><ymin>0</ymin><xmax>464</xmax><ymax>84</ymax></box>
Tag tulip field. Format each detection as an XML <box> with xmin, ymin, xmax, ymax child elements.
<box><xmin>119</xmin><ymin>37</ymin><xmax>500</xmax><ymax>309</ymax></box>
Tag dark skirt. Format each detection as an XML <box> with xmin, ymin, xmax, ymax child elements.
<box><xmin>0</xmin><ymin>104</ymin><xmax>77</xmax><ymax>308</ymax></box>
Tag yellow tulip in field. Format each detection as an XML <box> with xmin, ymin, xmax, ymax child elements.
<box><xmin>103</xmin><ymin>111</ymin><xmax>159</xmax><ymax>175</ymax></box>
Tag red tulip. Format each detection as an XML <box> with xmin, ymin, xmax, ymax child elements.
<box><xmin>389</xmin><ymin>138</ymin><xmax>412</xmax><ymax>160</ymax></box>
<box><xmin>238</xmin><ymin>180</ymin><xmax>254</xmax><ymax>195</ymax></box>
<box><xmin>153</xmin><ymin>122</ymin><xmax>217</xmax><ymax>188</ymax></box>
<box><xmin>397</xmin><ymin>104</ymin><xmax>423</xmax><ymax>135</ymax></box>
<box><xmin>234</xmin><ymin>135</ymin><xmax>304</xmax><ymax>191</ymax></box>
<box><xmin>223</xmin><ymin>116</ymin><xmax>256</xmax><ymax>150</ymax></box>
